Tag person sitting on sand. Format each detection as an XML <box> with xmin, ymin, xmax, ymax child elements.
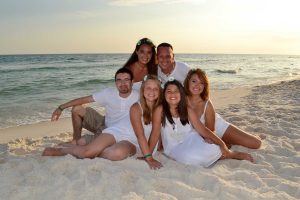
<box><xmin>184</xmin><ymin>68</ymin><xmax>262</xmax><ymax>149</ymax></box>
<box><xmin>130</xmin><ymin>75</ymin><xmax>163</xmax><ymax>169</ymax></box>
<box><xmin>156</xmin><ymin>42</ymin><xmax>190</xmax><ymax>85</ymax></box>
<box><xmin>47</xmin><ymin>68</ymin><xmax>139</xmax><ymax>155</ymax></box>
<box><xmin>124</xmin><ymin>38</ymin><xmax>157</xmax><ymax>91</ymax></box>
<box><xmin>147</xmin><ymin>79</ymin><xmax>253</xmax><ymax>167</ymax></box>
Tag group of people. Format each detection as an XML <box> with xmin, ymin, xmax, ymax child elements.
<box><xmin>43</xmin><ymin>38</ymin><xmax>262</xmax><ymax>169</ymax></box>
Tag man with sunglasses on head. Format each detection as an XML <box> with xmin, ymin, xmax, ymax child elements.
<box><xmin>50</xmin><ymin>67</ymin><xmax>139</xmax><ymax>146</ymax></box>
<box><xmin>156</xmin><ymin>43</ymin><xmax>190</xmax><ymax>85</ymax></box>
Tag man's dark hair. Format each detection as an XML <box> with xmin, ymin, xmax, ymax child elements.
<box><xmin>157</xmin><ymin>42</ymin><xmax>173</xmax><ymax>50</ymax></box>
<box><xmin>114</xmin><ymin>67</ymin><xmax>134</xmax><ymax>81</ymax></box>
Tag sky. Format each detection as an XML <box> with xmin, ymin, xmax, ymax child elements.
<box><xmin>0</xmin><ymin>0</ymin><xmax>300</xmax><ymax>55</ymax></box>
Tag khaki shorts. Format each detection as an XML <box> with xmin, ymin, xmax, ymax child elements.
<box><xmin>82</xmin><ymin>107</ymin><xmax>105</xmax><ymax>144</ymax></box>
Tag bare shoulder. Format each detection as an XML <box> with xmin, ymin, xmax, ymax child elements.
<box><xmin>206</xmin><ymin>99</ymin><xmax>216</xmax><ymax>111</ymax></box>
<box><xmin>130</xmin><ymin>103</ymin><xmax>142</xmax><ymax>114</ymax></box>
<box><xmin>154</xmin><ymin>105</ymin><xmax>163</xmax><ymax>112</ymax></box>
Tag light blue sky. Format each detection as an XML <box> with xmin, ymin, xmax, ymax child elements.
<box><xmin>1</xmin><ymin>0</ymin><xmax>299</xmax><ymax>55</ymax></box>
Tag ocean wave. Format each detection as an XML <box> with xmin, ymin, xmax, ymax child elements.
<box><xmin>0</xmin><ymin>85</ymin><xmax>33</xmax><ymax>96</ymax></box>
<box><xmin>0</xmin><ymin>64</ymin><xmax>111</xmax><ymax>74</ymax></box>
<box><xmin>71</xmin><ymin>78</ymin><xmax>114</xmax><ymax>87</ymax></box>
<box><xmin>215</xmin><ymin>68</ymin><xmax>240</xmax><ymax>74</ymax></box>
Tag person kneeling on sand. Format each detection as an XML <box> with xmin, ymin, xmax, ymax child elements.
<box><xmin>42</xmin><ymin>68</ymin><xmax>139</xmax><ymax>160</ymax></box>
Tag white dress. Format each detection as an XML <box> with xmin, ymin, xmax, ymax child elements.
<box><xmin>200</xmin><ymin>101</ymin><xmax>230</xmax><ymax>138</ymax></box>
<box><xmin>161</xmin><ymin>117</ymin><xmax>222</xmax><ymax>167</ymax></box>
<box><xmin>104</xmin><ymin>102</ymin><xmax>156</xmax><ymax>155</ymax></box>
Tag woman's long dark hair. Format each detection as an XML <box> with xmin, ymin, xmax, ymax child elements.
<box><xmin>123</xmin><ymin>38</ymin><xmax>157</xmax><ymax>75</ymax></box>
<box><xmin>162</xmin><ymin>79</ymin><xmax>189</xmax><ymax>127</ymax></box>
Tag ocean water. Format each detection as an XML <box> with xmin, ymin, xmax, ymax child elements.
<box><xmin>1</xmin><ymin>54</ymin><xmax>300</xmax><ymax>129</ymax></box>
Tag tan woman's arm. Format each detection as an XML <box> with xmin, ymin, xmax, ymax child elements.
<box><xmin>204</xmin><ymin>100</ymin><xmax>216</xmax><ymax>132</ymax></box>
<box><xmin>148</xmin><ymin>106</ymin><xmax>163</xmax><ymax>154</ymax></box>
<box><xmin>130</xmin><ymin>103</ymin><xmax>151</xmax><ymax>156</ymax></box>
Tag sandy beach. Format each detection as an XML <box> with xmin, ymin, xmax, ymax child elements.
<box><xmin>0</xmin><ymin>79</ymin><xmax>299</xmax><ymax>200</ymax></box>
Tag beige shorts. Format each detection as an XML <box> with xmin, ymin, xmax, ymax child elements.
<box><xmin>82</xmin><ymin>107</ymin><xmax>105</xmax><ymax>144</ymax></box>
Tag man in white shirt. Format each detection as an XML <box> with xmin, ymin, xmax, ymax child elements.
<box><xmin>50</xmin><ymin>67</ymin><xmax>139</xmax><ymax>145</ymax></box>
<box><xmin>157</xmin><ymin>43</ymin><xmax>190</xmax><ymax>85</ymax></box>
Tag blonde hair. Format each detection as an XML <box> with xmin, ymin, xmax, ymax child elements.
<box><xmin>139</xmin><ymin>75</ymin><xmax>162</xmax><ymax>125</ymax></box>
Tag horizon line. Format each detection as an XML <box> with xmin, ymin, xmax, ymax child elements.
<box><xmin>1</xmin><ymin>52</ymin><xmax>299</xmax><ymax>56</ymax></box>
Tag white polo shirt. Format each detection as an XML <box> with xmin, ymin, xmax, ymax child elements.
<box><xmin>92</xmin><ymin>87</ymin><xmax>139</xmax><ymax>127</ymax></box>
<box><xmin>158</xmin><ymin>61</ymin><xmax>190</xmax><ymax>85</ymax></box>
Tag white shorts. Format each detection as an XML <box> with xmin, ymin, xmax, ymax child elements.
<box><xmin>103</xmin><ymin>126</ymin><xmax>137</xmax><ymax>147</ymax></box>
<box><xmin>215</xmin><ymin>113</ymin><xmax>230</xmax><ymax>138</ymax></box>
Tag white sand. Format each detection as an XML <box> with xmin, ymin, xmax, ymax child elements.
<box><xmin>0</xmin><ymin>80</ymin><xmax>299</xmax><ymax>200</ymax></box>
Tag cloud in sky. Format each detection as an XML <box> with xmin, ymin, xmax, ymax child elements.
<box><xmin>108</xmin><ymin>0</ymin><xmax>205</xmax><ymax>6</ymax></box>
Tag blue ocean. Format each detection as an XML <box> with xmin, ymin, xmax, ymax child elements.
<box><xmin>0</xmin><ymin>54</ymin><xmax>299</xmax><ymax>129</ymax></box>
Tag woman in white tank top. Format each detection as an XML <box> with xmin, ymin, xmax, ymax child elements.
<box><xmin>130</xmin><ymin>75</ymin><xmax>162</xmax><ymax>169</ymax></box>
<box><xmin>184</xmin><ymin>68</ymin><xmax>262</xmax><ymax>149</ymax></box>
<box><xmin>148</xmin><ymin>79</ymin><xmax>254</xmax><ymax>167</ymax></box>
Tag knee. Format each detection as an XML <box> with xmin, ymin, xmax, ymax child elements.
<box><xmin>111</xmin><ymin>148</ymin><xmax>129</xmax><ymax>161</ymax></box>
<box><xmin>103</xmin><ymin>148</ymin><xmax>131</xmax><ymax>161</ymax></box>
<box><xmin>72</xmin><ymin>105</ymin><xmax>85</xmax><ymax>116</ymax></box>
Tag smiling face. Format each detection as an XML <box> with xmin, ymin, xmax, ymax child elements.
<box><xmin>157</xmin><ymin>46</ymin><xmax>175</xmax><ymax>73</ymax></box>
<box><xmin>143</xmin><ymin>79</ymin><xmax>160</xmax><ymax>103</ymax></box>
<box><xmin>136</xmin><ymin>44</ymin><xmax>153</xmax><ymax>65</ymax></box>
<box><xmin>164</xmin><ymin>84</ymin><xmax>181</xmax><ymax>106</ymax></box>
<box><xmin>184</xmin><ymin>69</ymin><xmax>210</xmax><ymax>101</ymax></box>
<box><xmin>115</xmin><ymin>72</ymin><xmax>133</xmax><ymax>95</ymax></box>
<box><xmin>188</xmin><ymin>73</ymin><xmax>204</xmax><ymax>96</ymax></box>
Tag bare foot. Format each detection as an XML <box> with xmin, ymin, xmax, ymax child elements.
<box><xmin>228</xmin><ymin>151</ymin><xmax>254</xmax><ymax>163</ymax></box>
<box><xmin>42</xmin><ymin>147</ymin><xmax>66</xmax><ymax>156</ymax></box>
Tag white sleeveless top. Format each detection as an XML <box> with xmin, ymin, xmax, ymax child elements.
<box><xmin>200</xmin><ymin>101</ymin><xmax>209</xmax><ymax>124</ymax></box>
<box><xmin>161</xmin><ymin>117</ymin><xmax>194</xmax><ymax>155</ymax></box>
<box><xmin>137</xmin><ymin>102</ymin><xmax>152</xmax><ymax>139</ymax></box>
<box><xmin>199</xmin><ymin>100</ymin><xmax>230</xmax><ymax>138</ymax></box>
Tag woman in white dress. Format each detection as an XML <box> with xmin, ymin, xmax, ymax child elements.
<box><xmin>148</xmin><ymin>79</ymin><xmax>253</xmax><ymax>167</ymax></box>
<box><xmin>184</xmin><ymin>68</ymin><xmax>262</xmax><ymax>149</ymax></box>
<box><xmin>130</xmin><ymin>75</ymin><xmax>162</xmax><ymax>169</ymax></box>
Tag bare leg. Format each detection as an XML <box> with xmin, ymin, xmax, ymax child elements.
<box><xmin>42</xmin><ymin>133</ymin><xmax>116</xmax><ymax>158</ymax></box>
<box><xmin>71</xmin><ymin>105</ymin><xmax>87</xmax><ymax>141</ymax></box>
<box><xmin>222</xmin><ymin>125</ymin><xmax>262</xmax><ymax>149</ymax></box>
<box><xmin>100</xmin><ymin>140</ymin><xmax>136</xmax><ymax>161</ymax></box>
<box><xmin>58</xmin><ymin>105</ymin><xmax>87</xmax><ymax>146</ymax></box>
